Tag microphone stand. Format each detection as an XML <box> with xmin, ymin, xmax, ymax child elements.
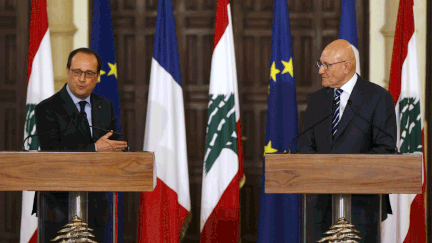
<box><xmin>287</xmin><ymin>113</ymin><xmax>333</xmax><ymax>153</ymax></box>
<box><xmin>20</xmin><ymin>113</ymin><xmax>78</xmax><ymax>151</ymax></box>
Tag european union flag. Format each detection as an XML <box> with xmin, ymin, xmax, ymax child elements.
<box><xmin>90</xmin><ymin>0</ymin><xmax>121</xmax><ymax>133</ymax></box>
<box><xmin>256</xmin><ymin>0</ymin><xmax>300</xmax><ymax>242</ymax></box>
<box><xmin>90</xmin><ymin>0</ymin><xmax>123</xmax><ymax>242</ymax></box>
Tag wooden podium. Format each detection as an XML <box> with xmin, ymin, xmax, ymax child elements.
<box><xmin>265</xmin><ymin>153</ymin><xmax>422</xmax><ymax>194</ymax></box>
<box><xmin>265</xmin><ymin>153</ymin><xmax>422</xmax><ymax>241</ymax></box>
<box><xmin>0</xmin><ymin>151</ymin><xmax>154</xmax><ymax>242</ymax></box>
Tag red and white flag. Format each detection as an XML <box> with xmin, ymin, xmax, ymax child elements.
<box><xmin>20</xmin><ymin>0</ymin><xmax>54</xmax><ymax>242</ymax></box>
<box><xmin>200</xmin><ymin>0</ymin><xmax>244</xmax><ymax>241</ymax></box>
<box><xmin>137</xmin><ymin>0</ymin><xmax>191</xmax><ymax>242</ymax></box>
<box><xmin>381</xmin><ymin>0</ymin><xmax>426</xmax><ymax>242</ymax></box>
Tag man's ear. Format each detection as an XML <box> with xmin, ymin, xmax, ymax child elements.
<box><xmin>344</xmin><ymin>62</ymin><xmax>353</xmax><ymax>74</ymax></box>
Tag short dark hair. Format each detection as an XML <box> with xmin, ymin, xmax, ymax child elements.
<box><xmin>66</xmin><ymin>48</ymin><xmax>102</xmax><ymax>73</ymax></box>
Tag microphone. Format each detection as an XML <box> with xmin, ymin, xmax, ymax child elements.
<box><xmin>20</xmin><ymin>113</ymin><xmax>78</xmax><ymax>151</ymax></box>
<box><xmin>347</xmin><ymin>100</ymin><xmax>399</xmax><ymax>154</ymax></box>
<box><xmin>89</xmin><ymin>125</ymin><xmax>131</xmax><ymax>152</ymax></box>
<box><xmin>288</xmin><ymin>113</ymin><xmax>333</xmax><ymax>153</ymax></box>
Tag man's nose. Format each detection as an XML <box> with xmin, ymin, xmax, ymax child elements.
<box><xmin>78</xmin><ymin>72</ymin><xmax>86</xmax><ymax>81</ymax></box>
<box><xmin>318</xmin><ymin>66</ymin><xmax>325</xmax><ymax>75</ymax></box>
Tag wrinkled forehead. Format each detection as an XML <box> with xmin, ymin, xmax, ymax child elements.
<box><xmin>320</xmin><ymin>47</ymin><xmax>343</xmax><ymax>63</ymax></box>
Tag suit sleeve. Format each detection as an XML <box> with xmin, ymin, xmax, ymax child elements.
<box><xmin>369</xmin><ymin>90</ymin><xmax>397</xmax><ymax>154</ymax></box>
<box><xmin>35</xmin><ymin>103</ymin><xmax>95</xmax><ymax>151</ymax></box>
<box><xmin>297</xmin><ymin>97</ymin><xmax>317</xmax><ymax>153</ymax></box>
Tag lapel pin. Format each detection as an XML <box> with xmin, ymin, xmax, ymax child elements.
<box><xmin>98</xmin><ymin>105</ymin><xmax>101</xmax><ymax>109</ymax></box>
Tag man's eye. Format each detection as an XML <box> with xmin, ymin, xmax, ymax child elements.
<box><xmin>85</xmin><ymin>72</ymin><xmax>95</xmax><ymax>77</ymax></box>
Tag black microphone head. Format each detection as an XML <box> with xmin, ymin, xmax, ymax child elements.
<box><xmin>81</xmin><ymin>112</ymin><xmax>87</xmax><ymax>118</ymax></box>
<box><xmin>348</xmin><ymin>100</ymin><xmax>353</xmax><ymax>105</ymax></box>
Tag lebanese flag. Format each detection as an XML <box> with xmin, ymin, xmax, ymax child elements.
<box><xmin>20</xmin><ymin>0</ymin><xmax>54</xmax><ymax>242</ymax></box>
<box><xmin>137</xmin><ymin>0</ymin><xmax>191</xmax><ymax>242</ymax></box>
<box><xmin>381</xmin><ymin>0</ymin><xmax>426</xmax><ymax>242</ymax></box>
<box><xmin>200</xmin><ymin>0</ymin><xmax>244</xmax><ymax>241</ymax></box>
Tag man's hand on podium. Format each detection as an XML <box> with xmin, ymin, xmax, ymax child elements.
<box><xmin>95</xmin><ymin>132</ymin><xmax>128</xmax><ymax>152</ymax></box>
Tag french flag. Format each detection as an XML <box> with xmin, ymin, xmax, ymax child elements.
<box><xmin>339</xmin><ymin>0</ymin><xmax>361</xmax><ymax>75</ymax></box>
<box><xmin>137</xmin><ymin>0</ymin><xmax>191</xmax><ymax>242</ymax></box>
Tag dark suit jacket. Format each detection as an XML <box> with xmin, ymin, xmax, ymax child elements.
<box><xmin>35</xmin><ymin>84</ymin><xmax>118</xmax><ymax>151</ymax></box>
<box><xmin>298</xmin><ymin>75</ymin><xmax>396</xmax><ymax>153</ymax></box>
<box><xmin>297</xmin><ymin>75</ymin><xmax>396</xmax><ymax>242</ymax></box>
<box><xmin>34</xmin><ymin>84</ymin><xmax>118</xmax><ymax>241</ymax></box>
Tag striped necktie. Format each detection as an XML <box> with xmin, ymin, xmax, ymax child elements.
<box><xmin>332</xmin><ymin>88</ymin><xmax>343</xmax><ymax>137</ymax></box>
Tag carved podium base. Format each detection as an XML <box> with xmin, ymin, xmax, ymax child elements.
<box><xmin>51</xmin><ymin>216</ymin><xmax>97</xmax><ymax>243</ymax></box>
<box><xmin>317</xmin><ymin>218</ymin><xmax>361</xmax><ymax>243</ymax></box>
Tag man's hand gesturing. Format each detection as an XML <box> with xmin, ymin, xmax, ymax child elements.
<box><xmin>95</xmin><ymin>132</ymin><xmax>128</xmax><ymax>152</ymax></box>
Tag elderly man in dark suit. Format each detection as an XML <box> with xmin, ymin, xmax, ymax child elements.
<box><xmin>35</xmin><ymin>48</ymin><xmax>128</xmax><ymax>242</ymax></box>
<box><xmin>297</xmin><ymin>39</ymin><xmax>396</xmax><ymax>243</ymax></box>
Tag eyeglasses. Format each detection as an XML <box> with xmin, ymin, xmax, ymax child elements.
<box><xmin>70</xmin><ymin>69</ymin><xmax>97</xmax><ymax>78</ymax></box>
<box><xmin>316</xmin><ymin>60</ymin><xmax>349</xmax><ymax>71</ymax></box>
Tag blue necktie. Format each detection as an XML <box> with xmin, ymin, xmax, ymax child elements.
<box><xmin>332</xmin><ymin>89</ymin><xmax>343</xmax><ymax>137</ymax></box>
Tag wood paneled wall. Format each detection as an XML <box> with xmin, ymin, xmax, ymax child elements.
<box><xmin>105</xmin><ymin>0</ymin><xmax>368</xmax><ymax>241</ymax></box>
<box><xmin>0</xmin><ymin>0</ymin><xmax>29</xmax><ymax>241</ymax></box>
<box><xmin>0</xmin><ymin>0</ymin><xmax>369</xmax><ymax>242</ymax></box>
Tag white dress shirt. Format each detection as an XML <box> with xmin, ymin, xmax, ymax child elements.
<box><xmin>66</xmin><ymin>84</ymin><xmax>93</xmax><ymax>137</ymax></box>
<box><xmin>335</xmin><ymin>73</ymin><xmax>358</xmax><ymax>122</ymax></box>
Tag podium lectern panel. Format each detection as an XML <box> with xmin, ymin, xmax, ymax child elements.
<box><xmin>265</xmin><ymin>153</ymin><xmax>422</xmax><ymax>243</ymax></box>
<box><xmin>265</xmin><ymin>153</ymin><xmax>422</xmax><ymax>194</ymax></box>
<box><xmin>0</xmin><ymin>151</ymin><xmax>153</xmax><ymax>243</ymax></box>
<box><xmin>0</xmin><ymin>152</ymin><xmax>153</xmax><ymax>191</ymax></box>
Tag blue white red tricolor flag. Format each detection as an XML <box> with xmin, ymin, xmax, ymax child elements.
<box><xmin>257</xmin><ymin>0</ymin><xmax>300</xmax><ymax>242</ymax></box>
<box><xmin>137</xmin><ymin>0</ymin><xmax>191</xmax><ymax>242</ymax></box>
<box><xmin>381</xmin><ymin>0</ymin><xmax>426</xmax><ymax>242</ymax></box>
<box><xmin>200</xmin><ymin>0</ymin><xmax>245</xmax><ymax>241</ymax></box>
<box><xmin>339</xmin><ymin>0</ymin><xmax>361</xmax><ymax>74</ymax></box>
<box><xmin>20</xmin><ymin>0</ymin><xmax>55</xmax><ymax>242</ymax></box>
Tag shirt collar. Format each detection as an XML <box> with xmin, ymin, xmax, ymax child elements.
<box><xmin>337</xmin><ymin>73</ymin><xmax>358</xmax><ymax>95</ymax></box>
<box><xmin>66</xmin><ymin>84</ymin><xmax>91</xmax><ymax>105</ymax></box>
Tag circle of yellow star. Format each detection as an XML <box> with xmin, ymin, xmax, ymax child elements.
<box><xmin>107</xmin><ymin>62</ymin><xmax>118</xmax><ymax>79</ymax></box>
<box><xmin>270</xmin><ymin>61</ymin><xmax>280</xmax><ymax>82</ymax></box>
<box><xmin>264</xmin><ymin>140</ymin><xmax>278</xmax><ymax>154</ymax></box>
<box><xmin>281</xmin><ymin>58</ymin><xmax>294</xmax><ymax>77</ymax></box>
<box><xmin>98</xmin><ymin>70</ymin><xmax>106</xmax><ymax>82</ymax></box>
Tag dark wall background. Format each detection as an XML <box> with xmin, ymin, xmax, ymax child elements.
<box><xmin>1</xmin><ymin>0</ymin><xmax>406</xmax><ymax>242</ymax></box>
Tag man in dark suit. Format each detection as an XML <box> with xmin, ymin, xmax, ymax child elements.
<box><xmin>35</xmin><ymin>48</ymin><xmax>128</xmax><ymax>242</ymax></box>
<box><xmin>36</xmin><ymin>48</ymin><xmax>127</xmax><ymax>151</ymax></box>
<box><xmin>297</xmin><ymin>39</ymin><xmax>396</xmax><ymax>242</ymax></box>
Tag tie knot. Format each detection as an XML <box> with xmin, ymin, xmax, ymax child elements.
<box><xmin>78</xmin><ymin>101</ymin><xmax>87</xmax><ymax>114</ymax></box>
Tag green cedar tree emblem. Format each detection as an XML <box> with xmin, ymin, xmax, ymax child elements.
<box><xmin>204</xmin><ymin>94</ymin><xmax>238</xmax><ymax>174</ymax></box>
<box><xmin>24</xmin><ymin>104</ymin><xmax>39</xmax><ymax>150</ymax></box>
<box><xmin>399</xmin><ymin>97</ymin><xmax>422</xmax><ymax>153</ymax></box>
